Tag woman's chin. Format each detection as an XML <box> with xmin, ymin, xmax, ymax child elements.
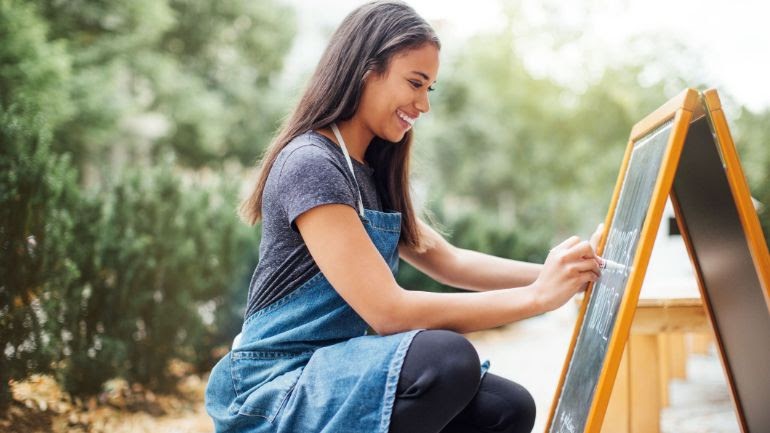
<box><xmin>375</xmin><ymin>124</ymin><xmax>409</xmax><ymax>143</ymax></box>
<box><xmin>388</xmin><ymin>129</ymin><xmax>408</xmax><ymax>143</ymax></box>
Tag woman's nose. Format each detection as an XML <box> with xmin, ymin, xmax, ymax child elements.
<box><xmin>415</xmin><ymin>91</ymin><xmax>430</xmax><ymax>114</ymax></box>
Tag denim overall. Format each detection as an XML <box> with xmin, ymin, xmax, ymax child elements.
<box><xmin>205</xmin><ymin>124</ymin><xmax>490</xmax><ymax>433</ymax></box>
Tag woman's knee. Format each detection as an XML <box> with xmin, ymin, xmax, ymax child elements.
<box><xmin>479</xmin><ymin>374</ymin><xmax>536</xmax><ymax>433</ymax></box>
<box><xmin>424</xmin><ymin>330</ymin><xmax>480</xmax><ymax>387</ymax></box>
<box><xmin>509</xmin><ymin>381</ymin><xmax>536</xmax><ymax>433</ymax></box>
<box><xmin>402</xmin><ymin>329</ymin><xmax>482</xmax><ymax>397</ymax></box>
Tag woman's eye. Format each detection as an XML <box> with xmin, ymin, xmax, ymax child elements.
<box><xmin>409</xmin><ymin>80</ymin><xmax>435</xmax><ymax>92</ymax></box>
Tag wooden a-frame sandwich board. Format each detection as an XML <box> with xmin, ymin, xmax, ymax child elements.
<box><xmin>544</xmin><ymin>88</ymin><xmax>770</xmax><ymax>433</ymax></box>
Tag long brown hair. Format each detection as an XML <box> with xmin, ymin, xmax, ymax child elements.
<box><xmin>238</xmin><ymin>0</ymin><xmax>440</xmax><ymax>252</ymax></box>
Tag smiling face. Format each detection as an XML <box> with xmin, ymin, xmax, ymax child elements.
<box><xmin>357</xmin><ymin>43</ymin><xmax>440</xmax><ymax>143</ymax></box>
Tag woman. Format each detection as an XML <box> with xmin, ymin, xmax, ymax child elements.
<box><xmin>205</xmin><ymin>1</ymin><xmax>603</xmax><ymax>432</ymax></box>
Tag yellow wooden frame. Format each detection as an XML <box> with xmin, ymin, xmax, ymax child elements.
<box><xmin>544</xmin><ymin>88</ymin><xmax>700</xmax><ymax>433</ymax></box>
<box><xmin>702</xmin><ymin>89</ymin><xmax>770</xmax><ymax>313</ymax></box>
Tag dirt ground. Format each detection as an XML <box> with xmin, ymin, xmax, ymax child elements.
<box><xmin>2</xmin><ymin>373</ymin><xmax>214</xmax><ymax>433</ymax></box>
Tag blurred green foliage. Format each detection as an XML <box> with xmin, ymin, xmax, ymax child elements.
<box><xmin>1</xmin><ymin>0</ymin><xmax>76</xmax><ymax>410</ymax></box>
<box><xmin>1</xmin><ymin>0</ymin><xmax>769</xmax><ymax>413</ymax></box>
<box><xmin>31</xmin><ymin>0</ymin><xmax>295</xmax><ymax>170</ymax></box>
<box><xmin>0</xmin><ymin>0</ymin><xmax>282</xmax><ymax>408</ymax></box>
<box><xmin>49</xmin><ymin>160</ymin><xmax>262</xmax><ymax>395</ymax></box>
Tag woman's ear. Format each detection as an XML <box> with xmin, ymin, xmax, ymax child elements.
<box><xmin>362</xmin><ymin>67</ymin><xmax>386</xmax><ymax>85</ymax></box>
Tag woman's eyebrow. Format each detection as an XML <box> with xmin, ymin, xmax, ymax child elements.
<box><xmin>410</xmin><ymin>70</ymin><xmax>437</xmax><ymax>84</ymax></box>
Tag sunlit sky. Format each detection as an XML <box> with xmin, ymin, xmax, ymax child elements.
<box><xmin>282</xmin><ymin>0</ymin><xmax>770</xmax><ymax>111</ymax></box>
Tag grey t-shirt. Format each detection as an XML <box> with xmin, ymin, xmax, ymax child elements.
<box><xmin>244</xmin><ymin>130</ymin><xmax>383</xmax><ymax>319</ymax></box>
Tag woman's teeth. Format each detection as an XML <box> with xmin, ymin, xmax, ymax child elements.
<box><xmin>397</xmin><ymin>110</ymin><xmax>416</xmax><ymax>126</ymax></box>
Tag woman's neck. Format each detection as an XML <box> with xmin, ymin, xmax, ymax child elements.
<box><xmin>317</xmin><ymin>118</ymin><xmax>373</xmax><ymax>165</ymax></box>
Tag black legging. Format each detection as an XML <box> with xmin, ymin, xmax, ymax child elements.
<box><xmin>389</xmin><ymin>329</ymin><xmax>536</xmax><ymax>433</ymax></box>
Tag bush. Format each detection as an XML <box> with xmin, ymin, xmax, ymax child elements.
<box><xmin>0</xmin><ymin>0</ymin><xmax>263</xmax><ymax>408</ymax></box>
<box><xmin>48</xmin><ymin>159</ymin><xmax>260</xmax><ymax>395</ymax></box>
<box><xmin>0</xmin><ymin>121</ymin><xmax>84</xmax><ymax>411</ymax></box>
<box><xmin>1</xmin><ymin>140</ymin><xmax>260</xmax><ymax>403</ymax></box>
<box><xmin>0</xmin><ymin>0</ymin><xmax>75</xmax><ymax>411</ymax></box>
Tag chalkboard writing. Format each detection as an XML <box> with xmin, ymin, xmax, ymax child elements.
<box><xmin>549</xmin><ymin>119</ymin><xmax>674</xmax><ymax>433</ymax></box>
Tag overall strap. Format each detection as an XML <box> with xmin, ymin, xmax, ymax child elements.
<box><xmin>330</xmin><ymin>122</ymin><xmax>366</xmax><ymax>218</ymax></box>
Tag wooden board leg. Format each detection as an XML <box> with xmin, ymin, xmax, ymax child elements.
<box><xmin>629</xmin><ymin>334</ymin><xmax>660</xmax><ymax>433</ymax></box>
<box><xmin>602</xmin><ymin>343</ymin><xmax>630</xmax><ymax>433</ymax></box>
<box><xmin>668</xmin><ymin>333</ymin><xmax>686</xmax><ymax>380</ymax></box>
<box><xmin>657</xmin><ymin>334</ymin><xmax>670</xmax><ymax>407</ymax></box>
<box><xmin>687</xmin><ymin>332</ymin><xmax>713</xmax><ymax>355</ymax></box>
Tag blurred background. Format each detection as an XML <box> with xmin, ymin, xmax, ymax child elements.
<box><xmin>2</xmin><ymin>0</ymin><xmax>769</xmax><ymax>431</ymax></box>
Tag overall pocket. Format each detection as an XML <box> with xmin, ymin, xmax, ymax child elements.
<box><xmin>229</xmin><ymin>350</ymin><xmax>311</xmax><ymax>423</ymax></box>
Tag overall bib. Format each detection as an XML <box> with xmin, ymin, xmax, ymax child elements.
<box><xmin>205</xmin><ymin>124</ymin><xmax>490</xmax><ymax>433</ymax></box>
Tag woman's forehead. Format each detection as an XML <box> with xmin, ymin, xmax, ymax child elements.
<box><xmin>390</xmin><ymin>45</ymin><xmax>440</xmax><ymax>82</ymax></box>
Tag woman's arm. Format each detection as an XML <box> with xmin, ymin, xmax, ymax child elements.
<box><xmin>295</xmin><ymin>204</ymin><xmax>600</xmax><ymax>336</ymax></box>
<box><xmin>400</xmin><ymin>219</ymin><xmax>605</xmax><ymax>292</ymax></box>
<box><xmin>398</xmin><ymin>218</ymin><xmax>542</xmax><ymax>291</ymax></box>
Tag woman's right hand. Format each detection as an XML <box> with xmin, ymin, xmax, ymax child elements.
<box><xmin>530</xmin><ymin>236</ymin><xmax>601</xmax><ymax>313</ymax></box>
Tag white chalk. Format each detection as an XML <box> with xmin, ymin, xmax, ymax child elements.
<box><xmin>599</xmin><ymin>257</ymin><xmax>627</xmax><ymax>272</ymax></box>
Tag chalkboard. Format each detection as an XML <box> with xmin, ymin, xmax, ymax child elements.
<box><xmin>544</xmin><ymin>88</ymin><xmax>770</xmax><ymax>433</ymax></box>
<box><xmin>670</xmin><ymin>93</ymin><xmax>770</xmax><ymax>432</ymax></box>
<box><xmin>548</xmin><ymin>120</ymin><xmax>676</xmax><ymax>433</ymax></box>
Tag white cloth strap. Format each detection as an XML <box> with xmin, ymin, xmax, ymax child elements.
<box><xmin>330</xmin><ymin>122</ymin><xmax>366</xmax><ymax>217</ymax></box>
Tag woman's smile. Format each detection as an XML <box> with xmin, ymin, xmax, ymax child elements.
<box><xmin>396</xmin><ymin>109</ymin><xmax>417</xmax><ymax>130</ymax></box>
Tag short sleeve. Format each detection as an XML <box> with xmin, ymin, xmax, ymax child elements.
<box><xmin>277</xmin><ymin>144</ymin><xmax>359</xmax><ymax>232</ymax></box>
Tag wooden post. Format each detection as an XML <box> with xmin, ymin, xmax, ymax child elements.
<box><xmin>668</xmin><ymin>333</ymin><xmax>687</xmax><ymax>379</ymax></box>
<box><xmin>656</xmin><ymin>334</ymin><xmax>671</xmax><ymax>408</ymax></box>
<box><xmin>602</xmin><ymin>344</ymin><xmax>630</xmax><ymax>433</ymax></box>
<box><xmin>688</xmin><ymin>332</ymin><xmax>713</xmax><ymax>355</ymax></box>
<box><xmin>629</xmin><ymin>334</ymin><xmax>661</xmax><ymax>433</ymax></box>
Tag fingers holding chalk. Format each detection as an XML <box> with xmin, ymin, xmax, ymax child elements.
<box><xmin>597</xmin><ymin>257</ymin><xmax>627</xmax><ymax>273</ymax></box>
